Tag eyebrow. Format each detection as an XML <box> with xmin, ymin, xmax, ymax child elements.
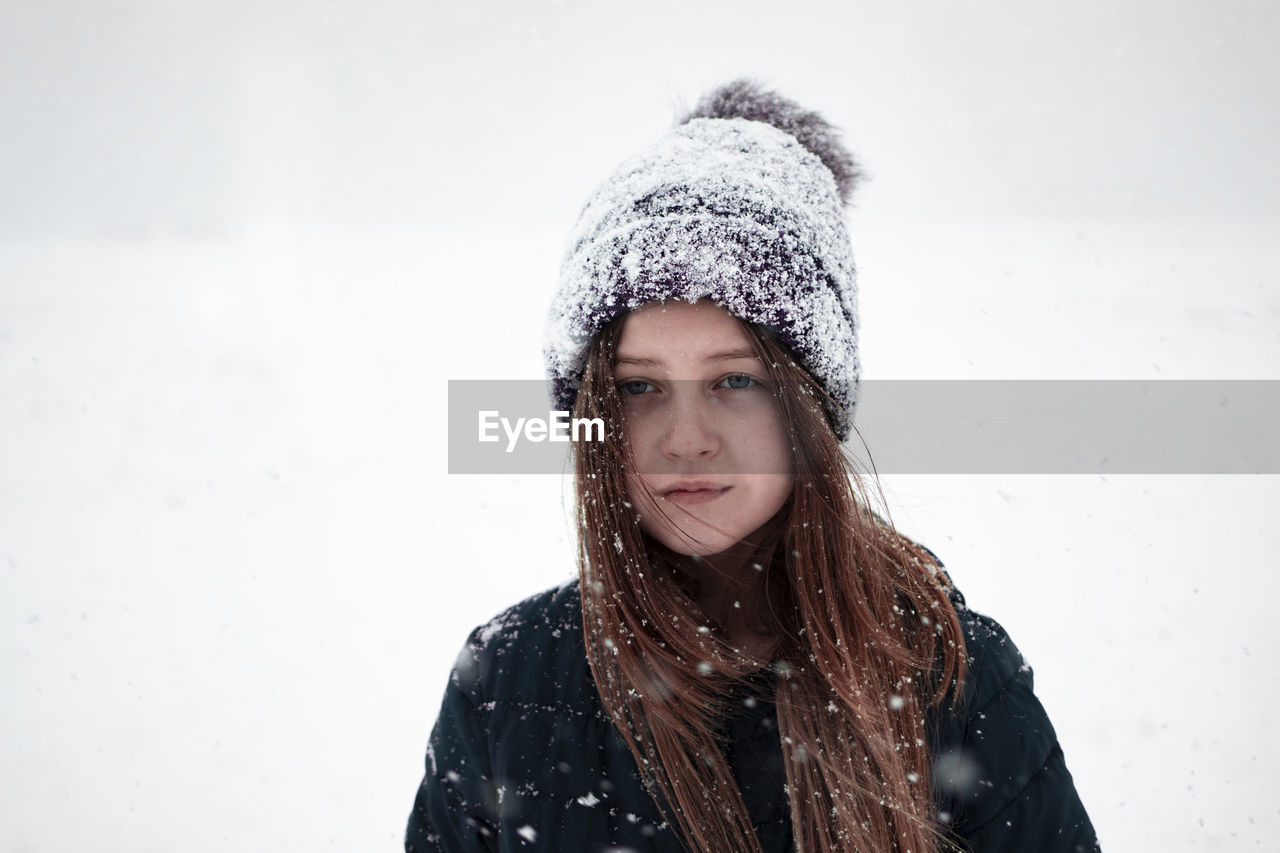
<box><xmin>614</xmin><ymin>348</ymin><xmax>760</xmax><ymax>367</ymax></box>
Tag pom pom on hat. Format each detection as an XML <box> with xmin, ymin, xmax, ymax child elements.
<box><xmin>680</xmin><ymin>78</ymin><xmax>862</xmax><ymax>205</ymax></box>
<box><xmin>545</xmin><ymin>81</ymin><xmax>862</xmax><ymax>439</ymax></box>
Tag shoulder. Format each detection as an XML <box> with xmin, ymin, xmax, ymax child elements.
<box><xmin>420</xmin><ymin>581</ymin><xmax>678</xmax><ymax>848</ymax></box>
<box><xmin>932</xmin><ymin>588</ymin><xmax>1099</xmax><ymax>850</ymax></box>
<box><xmin>452</xmin><ymin>579</ymin><xmax>590</xmax><ymax>704</ymax></box>
<box><xmin>933</xmin><ymin>586</ymin><xmax>1050</xmax><ymax>780</ymax></box>
<box><xmin>949</xmin><ymin>588</ymin><xmax>1031</xmax><ymax>711</ymax></box>
<box><xmin>465</xmin><ymin>579</ymin><xmax>583</xmax><ymax>655</ymax></box>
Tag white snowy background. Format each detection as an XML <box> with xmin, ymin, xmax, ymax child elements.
<box><xmin>2</xmin><ymin>1</ymin><xmax>1277</xmax><ymax>850</ymax></box>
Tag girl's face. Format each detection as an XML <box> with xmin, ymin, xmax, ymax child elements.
<box><xmin>613</xmin><ymin>300</ymin><xmax>795</xmax><ymax>557</ymax></box>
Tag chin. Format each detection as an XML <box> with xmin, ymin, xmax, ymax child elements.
<box><xmin>648</xmin><ymin>526</ymin><xmax>746</xmax><ymax>558</ymax></box>
<box><xmin>669</xmin><ymin>541</ymin><xmax>734</xmax><ymax>558</ymax></box>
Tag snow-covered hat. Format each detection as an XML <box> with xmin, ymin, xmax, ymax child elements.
<box><xmin>544</xmin><ymin>80</ymin><xmax>862</xmax><ymax>439</ymax></box>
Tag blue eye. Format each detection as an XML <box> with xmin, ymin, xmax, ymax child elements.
<box><xmin>718</xmin><ymin>374</ymin><xmax>757</xmax><ymax>390</ymax></box>
<box><xmin>618</xmin><ymin>380</ymin><xmax>656</xmax><ymax>396</ymax></box>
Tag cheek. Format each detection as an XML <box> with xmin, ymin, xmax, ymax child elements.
<box><xmin>625</xmin><ymin>413</ymin><xmax>660</xmax><ymax>454</ymax></box>
<box><xmin>623</xmin><ymin>470</ymin><xmax>655</xmax><ymax>512</ymax></box>
<box><xmin>769</xmin><ymin>413</ymin><xmax>795</xmax><ymax>474</ymax></box>
<box><xmin>624</xmin><ymin>474</ymin><xmax>669</xmax><ymax>543</ymax></box>
<box><xmin>740</xmin><ymin>419</ymin><xmax>794</xmax><ymax>476</ymax></box>
<box><xmin>765</xmin><ymin>474</ymin><xmax>796</xmax><ymax>514</ymax></box>
<box><xmin>616</xmin><ymin>408</ymin><xmax>652</xmax><ymax>469</ymax></box>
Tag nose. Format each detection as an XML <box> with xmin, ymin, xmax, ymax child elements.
<box><xmin>659</xmin><ymin>388</ymin><xmax>720</xmax><ymax>461</ymax></box>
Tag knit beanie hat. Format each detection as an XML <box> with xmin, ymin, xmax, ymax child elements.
<box><xmin>544</xmin><ymin>80</ymin><xmax>863</xmax><ymax>439</ymax></box>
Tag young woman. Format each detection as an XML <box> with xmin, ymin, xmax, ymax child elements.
<box><xmin>407</xmin><ymin>81</ymin><xmax>1099</xmax><ymax>852</ymax></box>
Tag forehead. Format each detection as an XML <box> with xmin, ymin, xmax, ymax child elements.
<box><xmin>615</xmin><ymin>301</ymin><xmax>755</xmax><ymax>361</ymax></box>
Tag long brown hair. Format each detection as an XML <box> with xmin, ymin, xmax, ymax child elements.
<box><xmin>571</xmin><ymin>309</ymin><xmax>968</xmax><ymax>852</ymax></box>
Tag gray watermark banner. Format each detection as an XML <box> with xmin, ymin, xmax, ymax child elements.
<box><xmin>447</xmin><ymin>380</ymin><xmax>1280</xmax><ymax>475</ymax></box>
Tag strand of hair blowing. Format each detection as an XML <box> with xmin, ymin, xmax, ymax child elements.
<box><xmin>572</xmin><ymin>320</ymin><xmax>968</xmax><ymax>853</ymax></box>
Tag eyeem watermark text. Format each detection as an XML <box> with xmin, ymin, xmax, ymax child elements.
<box><xmin>478</xmin><ymin>410</ymin><xmax>605</xmax><ymax>453</ymax></box>
<box><xmin>449</xmin><ymin>379</ymin><xmax>1280</xmax><ymax>474</ymax></box>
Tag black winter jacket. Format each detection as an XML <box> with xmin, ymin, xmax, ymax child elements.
<box><xmin>406</xmin><ymin>581</ymin><xmax>1098</xmax><ymax>852</ymax></box>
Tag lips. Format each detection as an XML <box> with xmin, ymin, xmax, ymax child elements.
<box><xmin>659</xmin><ymin>482</ymin><xmax>730</xmax><ymax>506</ymax></box>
